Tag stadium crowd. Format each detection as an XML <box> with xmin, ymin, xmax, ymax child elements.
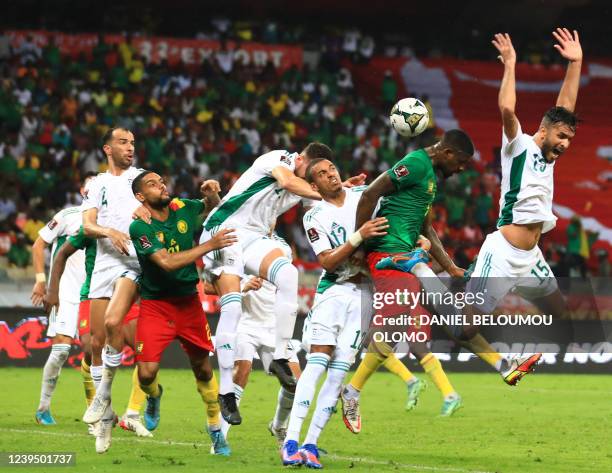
<box><xmin>0</xmin><ymin>29</ymin><xmax>606</xmax><ymax>282</ymax></box>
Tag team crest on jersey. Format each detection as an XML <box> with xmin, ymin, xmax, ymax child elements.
<box><xmin>136</xmin><ymin>341</ymin><xmax>144</xmax><ymax>354</ymax></box>
<box><xmin>156</xmin><ymin>231</ymin><xmax>165</xmax><ymax>243</ymax></box>
<box><xmin>280</xmin><ymin>154</ymin><xmax>292</xmax><ymax>165</ymax></box>
<box><xmin>394</xmin><ymin>165</ymin><xmax>409</xmax><ymax>178</ymax></box>
<box><xmin>138</xmin><ymin>235</ymin><xmax>153</xmax><ymax>249</ymax></box>
<box><xmin>177</xmin><ymin>220</ymin><xmax>188</xmax><ymax>234</ymax></box>
<box><xmin>79</xmin><ymin>319</ymin><xmax>87</xmax><ymax>328</ymax></box>
<box><xmin>307</xmin><ymin>227</ymin><xmax>320</xmax><ymax>242</ymax></box>
<box><xmin>47</xmin><ymin>219</ymin><xmax>58</xmax><ymax>230</ymax></box>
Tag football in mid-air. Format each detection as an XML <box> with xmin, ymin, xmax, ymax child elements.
<box><xmin>389</xmin><ymin>97</ymin><xmax>429</xmax><ymax>137</ymax></box>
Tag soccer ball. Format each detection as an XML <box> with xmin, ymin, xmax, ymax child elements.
<box><xmin>389</xmin><ymin>98</ymin><xmax>429</xmax><ymax>138</ymax></box>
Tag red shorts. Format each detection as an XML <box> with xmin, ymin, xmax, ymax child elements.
<box><xmin>367</xmin><ymin>251</ymin><xmax>431</xmax><ymax>340</ymax></box>
<box><xmin>77</xmin><ymin>301</ymin><xmax>139</xmax><ymax>337</ymax></box>
<box><xmin>135</xmin><ymin>294</ymin><xmax>213</xmax><ymax>363</ymax></box>
<box><xmin>78</xmin><ymin>300</ymin><xmax>91</xmax><ymax>337</ymax></box>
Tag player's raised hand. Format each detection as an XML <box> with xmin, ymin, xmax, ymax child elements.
<box><xmin>133</xmin><ymin>205</ymin><xmax>152</xmax><ymax>224</ymax></box>
<box><xmin>209</xmin><ymin>228</ymin><xmax>238</xmax><ymax>250</ymax></box>
<box><xmin>553</xmin><ymin>28</ymin><xmax>582</xmax><ymax>62</ymax></box>
<box><xmin>108</xmin><ymin>228</ymin><xmax>132</xmax><ymax>255</ymax></box>
<box><xmin>242</xmin><ymin>276</ymin><xmax>264</xmax><ymax>293</ymax></box>
<box><xmin>343</xmin><ymin>173</ymin><xmax>367</xmax><ymax>188</ymax></box>
<box><xmin>492</xmin><ymin>33</ymin><xmax>516</xmax><ymax>65</ymax></box>
<box><xmin>200</xmin><ymin>179</ymin><xmax>221</xmax><ymax>197</ymax></box>
<box><xmin>359</xmin><ymin>217</ymin><xmax>389</xmax><ymax>239</ymax></box>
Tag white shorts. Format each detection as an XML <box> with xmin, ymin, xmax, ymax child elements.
<box><xmin>467</xmin><ymin>230</ymin><xmax>559</xmax><ymax>313</ymax></box>
<box><xmin>89</xmin><ymin>263</ymin><xmax>140</xmax><ymax>299</ymax></box>
<box><xmin>47</xmin><ymin>299</ymin><xmax>79</xmax><ymax>338</ymax></box>
<box><xmin>201</xmin><ymin>227</ymin><xmax>290</xmax><ymax>279</ymax></box>
<box><xmin>304</xmin><ymin>283</ymin><xmax>372</xmax><ymax>364</ymax></box>
<box><xmin>235</xmin><ymin>324</ymin><xmax>299</xmax><ymax>372</ymax></box>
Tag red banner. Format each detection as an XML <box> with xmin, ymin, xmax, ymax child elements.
<box><xmin>7</xmin><ymin>30</ymin><xmax>303</xmax><ymax>70</ymax></box>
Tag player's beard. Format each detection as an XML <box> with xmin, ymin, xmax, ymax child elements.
<box><xmin>151</xmin><ymin>195</ymin><xmax>172</xmax><ymax>209</ymax></box>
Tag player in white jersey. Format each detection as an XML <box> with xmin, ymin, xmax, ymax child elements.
<box><xmin>31</xmin><ymin>174</ymin><xmax>97</xmax><ymax>424</ymax></box>
<box><xmin>31</xmin><ymin>199</ymin><xmax>85</xmax><ymax>425</ymax></box>
<box><xmin>282</xmin><ymin>158</ymin><xmax>388</xmax><ymax>468</ymax></box>
<box><xmin>200</xmin><ymin>142</ymin><xmax>340</xmax><ymax>424</ymax></box>
<box><xmin>81</xmin><ymin>128</ymin><xmax>152</xmax><ymax>445</ymax></box>
<box><xmin>404</xmin><ymin>30</ymin><xmax>584</xmax><ymax>387</ymax></box>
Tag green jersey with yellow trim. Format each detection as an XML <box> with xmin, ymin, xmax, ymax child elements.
<box><xmin>129</xmin><ymin>198</ymin><xmax>204</xmax><ymax>299</ymax></box>
<box><xmin>365</xmin><ymin>149</ymin><xmax>437</xmax><ymax>254</ymax></box>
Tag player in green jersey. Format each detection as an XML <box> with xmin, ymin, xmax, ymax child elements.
<box><xmin>129</xmin><ymin>170</ymin><xmax>236</xmax><ymax>455</ymax></box>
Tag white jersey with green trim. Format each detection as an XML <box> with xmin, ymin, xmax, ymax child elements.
<box><xmin>204</xmin><ymin>150</ymin><xmax>302</xmax><ymax>234</ymax></box>
<box><xmin>497</xmin><ymin>124</ymin><xmax>556</xmax><ymax>233</ymax></box>
<box><xmin>38</xmin><ymin>206</ymin><xmax>85</xmax><ymax>304</ymax></box>
<box><xmin>303</xmin><ymin>186</ymin><xmax>365</xmax><ymax>294</ymax></box>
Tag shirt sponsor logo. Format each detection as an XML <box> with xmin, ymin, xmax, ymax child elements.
<box><xmin>139</xmin><ymin>235</ymin><xmax>153</xmax><ymax>249</ymax></box>
<box><xmin>47</xmin><ymin>219</ymin><xmax>58</xmax><ymax>230</ymax></box>
<box><xmin>177</xmin><ymin>220</ymin><xmax>188</xmax><ymax>234</ymax></box>
<box><xmin>394</xmin><ymin>165</ymin><xmax>409</xmax><ymax>178</ymax></box>
<box><xmin>307</xmin><ymin>227</ymin><xmax>319</xmax><ymax>242</ymax></box>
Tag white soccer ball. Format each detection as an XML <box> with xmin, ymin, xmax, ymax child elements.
<box><xmin>389</xmin><ymin>97</ymin><xmax>429</xmax><ymax>138</ymax></box>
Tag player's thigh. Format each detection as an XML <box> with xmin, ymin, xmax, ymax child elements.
<box><xmin>89</xmin><ymin>299</ymin><xmax>109</xmax><ymax>341</ymax></box>
<box><xmin>242</xmin><ymin>235</ymin><xmax>291</xmax><ymax>279</ymax></box>
<box><xmin>106</xmin><ymin>277</ymin><xmax>138</xmax><ymax>324</ymax></box>
<box><xmin>175</xmin><ymin>295</ymin><xmax>215</xmax><ymax>358</ymax></box>
<box><xmin>214</xmin><ymin>272</ymin><xmax>242</xmax><ymax>295</ymax></box>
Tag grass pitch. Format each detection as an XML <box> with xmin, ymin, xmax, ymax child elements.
<box><xmin>0</xmin><ymin>368</ymin><xmax>610</xmax><ymax>473</ymax></box>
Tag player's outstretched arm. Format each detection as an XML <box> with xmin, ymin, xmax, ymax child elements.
<box><xmin>421</xmin><ymin>214</ymin><xmax>464</xmax><ymax>278</ymax></box>
<box><xmin>271</xmin><ymin>165</ymin><xmax>321</xmax><ymax>200</ymax></box>
<box><xmin>43</xmin><ymin>241</ymin><xmax>78</xmax><ymax>314</ymax></box>
<box><xmin>30</xmin><ymin>236</ymin><xmax>48</xmax><ymax>306</ymax></box>
<box><xmin>148</xmin><ymin>228</ymin><xmax>237</xmax><ymax>272</ymax></box>
<box><xmin>355</xmin><ymin>172</ymin><xmax>395</xmax><ymax>230</ymax></box>
<box><xmin>316</xmin><ymin>217</ymin><xmax>389</xmax><ymax>272</ymax></box>
<box><xmin>492</xmin><ymin>33</ymin><xmax>519</xmax><ymax>140</ymax></box>
<box><xmin>83</xmin><ymin>207</ymin><xmax>130</xmax><ymax>255</ymax></box>
<box><xmin>553</xmin><ymin>28</ymin><xmax>582</xmax><ymax>112</ymax></box>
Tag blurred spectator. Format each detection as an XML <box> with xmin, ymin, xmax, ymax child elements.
<box><xmin>16</xmin><ymin>35</ymin><xmax>41</xmax><ymax>65</ymax></box>
<box><xmin>7</xmin><ymin>233</ymin><xmax>30</xmax><ymax>268</ymax></box>
<box><xmin>381</xmin><ymin>71</ymin><xmax>397</xmax><ymax>109</ymax></box>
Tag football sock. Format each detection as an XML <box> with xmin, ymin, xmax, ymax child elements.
<box><xmin>139</xmin><ymin>373</ymin><xmax>161</xmax><ymax>398</ymax></box>
<box><xmin>286</xmin><ymin>353</ymin><xmax>330</xmax><ymax>443</ymax></box>
<box><xmin>382</xmin><ymin>354</ymin><xmax>416</xmax><ymax>384</ymax></box>
<box><xmin>466</xmin><ymin>334</ymin><xmax>504</xmax><ymax>371</ymax></box>
<box><xmin>127</xmin><ymin>367</ymin><xmax>146</xmax><ymax>413</ymax></box>
<box><xmin>268</xmin><ymin>258</ymin><xmax>298</xmax><ymax>360</ymax></box>
<box><xmin>91</xmin><ymin>364</ymin><xmax>103</xmax><ymax>390</ymax></box>
<box><xmin>349</xmin><ymin>351</ymin><xmax>385</xmax><ymax>392</ymax></box>
<box><xmin>98</xmin><ymin>344</ymin><xmax>122</xmax><ymax>400</ymax></box>
<box><xmin>80</xmin><ymin>356</ymin><xmax>96</xmax><ymax>406</ymax></box>
<box><xmin>216</xmin><ymin>293</ymin><xmax>242</xmax><ymax>395</ymax></box>
<box><xmin>272</xmin><ymin>387</ymin><xmax>294</xmax><ymax>430</ymax></box>
<box><xmin>38</xmin><ymin>343</ymin><xmax>71</xmax><ymax>411</ymax></box>
<box><xmin>197</xmin><ymin>374</ymin><xmax>221</xmax><ymax>430</ymax></box>
<box><xmin>304</xmin><ymin>362</ymin><xmax>346</xmax><ymax>445</ymax></box>
<box><xmin>420</xmin><ymin>353</ymin><xmax>456</xmax><ymax>398</ymax></box>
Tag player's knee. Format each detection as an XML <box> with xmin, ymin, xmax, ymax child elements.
<box><xmin>104</xmin><ymin>315</ymin><xmax>123</xmax><ymax>335</ymax></box>
<box><xmin>91</xmin><ymin>335</ymin><xmax>104</xmax><ymax>355</ymax></box>
<box><xmin>138</xmin><ymin>366</ymin><xmax>158</xmax><ymax>385</ymax></box>
<box><xmin>193</xmin><ymin>363</ymin><xmax>213</xmax><ymax>382</ymax></box>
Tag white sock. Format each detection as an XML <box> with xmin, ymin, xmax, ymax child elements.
<box><xmin>216</xmin><ymin>293</ymin><xmax>242</xmax><ymax>395</ymax></box>
<box><xmin>304</xmin><ymin>364</ymin><xmax>346</xmax><ymax>445</ymax></box>
<box><xmin>272</xmin><ymin>387</ymin><xmax>294</xmax><ymax>430</ymax></box>
<box><xmin>125</xmin><ymin>409</ymin><xmax>139</xmax><ymax>417</ymax></box>
<box><xmin>342</xmin><ymin>384</ymin><xmax>360</xmax><ymax>400</ymax></box>
<box><xmin>221</xmin><ymin>383</ymin><xmax>243</xmax><ymax>438</ymax></box>
<box><xmin>267</xmin><ymin>258</ymin><xmax>298</xmax><ymax>359</ymax></box>
<box><xmin>91</xmin><ymin>365</ymin><xmax>103</xmax><ymax>390</ymax></box>
<box><xmin>285</xmin><ymin>353</ymin><xmax>330</xmax><ymax>443</ymax></box>
<box><xmin>38</xmin><ymin>343</ymin><xmax>71</xmax><ymax>411</ymax></box>
<box><xmin>97</xmin><ymin>345</ymin><xmax>121</xmax><ymax>400</ymax></box>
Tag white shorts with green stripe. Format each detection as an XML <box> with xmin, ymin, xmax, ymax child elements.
<box><xmin>467</xmin><ymin>230</ymin><xmax>558</xmax><ymax>313</ymax></box>
<box><xmin>47</xmin><ymin>299</ymin><xmax>79</xmax><ymax>338</ymax></box>
<box><xmin>304</xmin><ymin>283</ymin><xmax>371</xmax><ymax>365</ymax></box>
<box><xmin>201</xmin><ymin>226</ymin><xmax>291</xmax><ymax>279</ymax></box>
